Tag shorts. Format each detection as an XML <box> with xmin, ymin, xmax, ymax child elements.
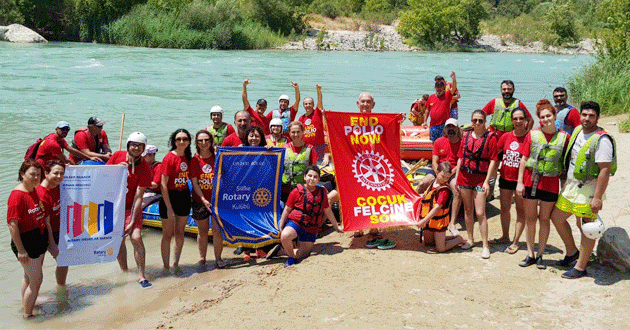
<box><xmin>125</xmin><ymin>208</ymin><xmax>143</xmax><ymax>231</ymax></box>
<box><xmin>459</xmin><ymin>185</ymin><xmax>483</xmax><ymax>193</ymax></box>
<box><xmin>556</xmin><ymin>195</ymin><xmax>597</xmax><ymax>219</ymax></box>
<box><xmin>313</xmin><ymin>144</ymin><xmax>326</xmax><ymax>162</ymax></box>
<box><xmin>53</xmin><ymin>231</ymin><xmax>60</xmax><ymax>245</ymax></box>
<box><xmin>285</xmin><ymin>221</ymin><xmax>317</xmax><ymax>243</ymax></box>
<box><xmin>556</xmin><ymin>180</ymin><xmax>599</xmax><ymax>219</ymax></box>
<box><xmin>159</xmin><ymin>189</ymin><xmax>192</xmax><ymax>218</ymax></box>
<box><xmin>191</xmin><ymin>199</ymin><xmax>212</xmax><ymax>221</ymax></box>
<box><xmin>449</xmin><ymin>107</ymin><xmax>458</xmax><ymax>120</ymax></box>
<box><xmin>424</xmin><ymin>225</ymin><xmax>448</xmax><ymax>233</ymax></box>
<box><xmin>523</xmin><ymin>186</ymin><xmax>558</xmax><ymax>203</ymax></box>
<box><xmin>11</xmin><ymin>228</ymin><xmax>48</xmax><ymax>259</ymax></box>
<box><xmin>430</xmin><ymin>123</ymin><xmax>446</xmax><ymax>142</ymax></box>
<box><xmin>498</xmin><ymin>177</ymin><xmax>517</xmax><ymax>191</ymax></box>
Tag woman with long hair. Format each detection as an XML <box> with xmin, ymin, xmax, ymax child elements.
<box><xmin>456</xmin><ymin>110</ymin><xmax>499</xmax><ymax>259</ymax></box>
<box><xmin>244</xmin><ymin>126</ymin><xmax>268</xmax><ymax>147</ymax></box>
<box><xmin>159</xmin><ymin>129</ymin><xmax>192</xmax><ymax>273</ymax></box>
<box><xmin>516</xmin><ymin>100</ymin><xmax>570</xmax><ymax>269</ymax></box>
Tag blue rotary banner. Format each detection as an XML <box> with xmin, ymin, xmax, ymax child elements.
<box><xmin>212</xmin><ymin>147</ymin><xmax>285</xmax><ymax>248</ymax></box>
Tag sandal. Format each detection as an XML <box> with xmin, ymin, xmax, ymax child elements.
<box><xmin>504</xmin><ymin>245</ymin><xmax>519</xmax><ymax>254</ymax></box>
<box><xmin>377</xmin><ymin>239</ymin><xmax>397</xmax><ymax>250</ymax></box>
<box><xmin>215</xmin><ymin>260</ymin><xmax>227</xmax><ymax>269</ymax></box>
<box><xmin>461</xmin><ymin>242</ymin><xmax>473</xmax><ymax>250</ymax></box>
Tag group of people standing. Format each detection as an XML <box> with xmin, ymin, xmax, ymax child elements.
<box><xmin>415</xmin><ymin>78</ymin><xmax>616</xmax><ymax>281</ymax></box>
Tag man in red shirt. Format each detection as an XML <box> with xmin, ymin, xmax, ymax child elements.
<box><xmin>266</xmin><ymin>81</ymin><xmax>300</xmax><ymax>133</ymax></box>
<box><xmin>299</xmin><ymin>84</ymin><xmax>327</xmax><ymax>161</ymax></box>
<box><xmin>553</xmin><ymin>87</ymin><xmax>580</xmax><ymax>134</ymax></box>
<box><xmin>69</xmin><ymin>116</ymin><xmax>112</xmax><ymax>164</ymax></box>
<box><xmin>426</xmin><ymin>71</ymin><xmax>457</xmax><ymax>142</ymax></box>
<box><xmin>106</xmin><ymin>132</ymin><xmax>153</xmax><ymax>289</ymax></box>
<box><xmin>221</xmin><ymin>111</ymin><xmax>251</xmax><ymax>147</ymax></box>
<box><xmin>35</xmin><ymin>121</ymin><xmax>98</xmax><ymax>166</ymax></box>
<box><xmin>242</xmin><ymin>78</ymin><xmax>270</xmax><ymax>134</ymax></box>
<box><xmin>434</xmin><ymin>75</ymin><xmax>460</xmax><ymax>119</ymax></box>
<box><xmin>482</xmin><ymin>80</ymin><xmax>534</xmax><ymax>138</ymax></box>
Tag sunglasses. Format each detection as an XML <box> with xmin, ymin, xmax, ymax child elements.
<box><xmin>471</xmin><ymin>119</ymin><xmax>485</xmax><ymax>123</ymax></box>
<box><xmin>197</xmin><ymin>138</ymin><xmax>211</xmax><ymax>143</ymax></box>
<box><xmin>176</xmin><ymin>137</ymin><xmax>189</xmax><ymax>142</ymax></box>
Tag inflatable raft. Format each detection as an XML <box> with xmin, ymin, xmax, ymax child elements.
<box><xmin>142</xmin><ymin>200</ymin><xmax>211</xmax><ymax>235</ymax></box>
<box><xmin>400</xmin><ymin>126</ymin><xmax>432</xmax><ymax>160</ymax></box>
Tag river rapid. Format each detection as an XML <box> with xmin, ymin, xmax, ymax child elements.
<box><xmin>0</xmin><ymin>41</ymin><xmax>592</xmax><ymax>327</ymax></box>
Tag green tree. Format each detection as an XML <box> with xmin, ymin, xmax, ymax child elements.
<box><xmin>17</xmin><ymin>0</ymin><xmax>70</xmax><ymax>39</ymax></box>
<box><xmin>546</xmin><ymin>0</ymin><xmax>579</xmax><ymax>45</ymax></box>
<box><xmin>596</xmin><ymin>0</ymin><xmax>630</xmax><ymax>61</ymax></box>
<box><xmin>0</xmin><ymin>0</ymin><xmax>24</xmax><ymax>25</ymax></box>
<box><xmin>398</xmin><ymin>0</ymin><xmax>488</xmax><ymax>48</ymax></box>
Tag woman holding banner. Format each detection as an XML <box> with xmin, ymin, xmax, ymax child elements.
<box><xmin>160</xmin><ymin>129</ymin><xmax>192</xmax><ymax>273</ymax></box>
<box><xmin>456</xmin><ymin>110</ymin><xmax>499</xmax><ymax>259</ymax></box>
<box><xmin>244</xmin><ymin>126</ymin><xmax>268</xmax><ymax>147</ymax></box>
<box><xmin>36</xmin><ymin>160</ymin><xmax>68</xmax><ymax>285</ymax></box>
<box><xmin>7</xmin><ymin>159</ymin><xmax>58</xmax><ymax>318</ymax></box>
<box><xmin>190</xmin><ymin>130</ymin><xmax>225</xmax><ymax>268</ymax></box>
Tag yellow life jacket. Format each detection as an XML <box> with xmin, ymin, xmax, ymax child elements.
<box><xmin>282</xmin><ymin>145</ymin><xmax>311</xmax><ymax>186</ymax></box>
<box><xmin>565</xmin><ymin>125</ymin><xmax>617</xmax><ymax>182</ymax></box>
<box><xmin>490</xmin><ymin>97</ymin><xmax>520</xmax><ymax>132</ymax></box>
<box><xmin>525</xmin><ymin>129</ymin><xmax>568</xmax><ymax>177</ymax></box>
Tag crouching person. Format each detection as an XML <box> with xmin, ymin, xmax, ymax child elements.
<box><xmin>419</xmin><ymin>162</ymin><xmax>466</xmax><ymax>252</ymax></box>
<box><xmin>277</xmin><ymin>166</ymin><xmax>343</xmax><ymax>267</ymax></box>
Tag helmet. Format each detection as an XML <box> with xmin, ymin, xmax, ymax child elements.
<box><xmin>278</xmin><ymin>94</ymin><xmax>290</xmax><ymax>102</ymax></box>
<box><xmin>582</xmin><ymin>216</ymin><xmax>605</xmax><ymax>239</ymax></box>
<box><xmin>210</xmin><ymin>105</ymin><xmax>223</xmax><ymax>114</ymax></box>
<box><xmin>127</xmin><ymin>132</ymin><xmax>147</xmax><ymax>145</ymax></box>
<box><xmin>269</xmin><ymin>118</ymin><xmax>283</xmax><ymax>129</ymax></box>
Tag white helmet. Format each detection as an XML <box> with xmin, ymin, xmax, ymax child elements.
<box><xmin>582</xmin><ymin>216</ymin><xmax>605</xmax><ymax>240</ymax></box>
<box><xmin>127</xmin><ymin>132</ymin><xmax>147</xmax><ymax>145</ymax></box>
<box><xmin>278</xmin><ymin>94</ymin><xmax>290</xmax><ymax>102</ymax></box>
<box><xmin>210</xmin><ymin>105</ymin><xmax>223</xmax><ymax>114</ymax></box>
<box><xmin>269</xmin><ymin>118</ymin><xmax>283</xmax><ymax>129</ymax></box>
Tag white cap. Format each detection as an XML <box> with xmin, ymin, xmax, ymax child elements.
<box><xmin>278</xmin><ymin>94</ymin><xmax>290</xmax><ymax>102</ymax></box>
<box><xmin>127</xmin><ymin>132</ymin><xmax>147</xmax><ymax>145</ymax></box>
<box><xmin>445</xmin><ymin>118</ymin><xmax>458</xmax><ymax>127</ymax></box>
<box><xmin>210</xmin><ymin>105</ymin><xmax>223</xmax><ymax>114</ymax></box>
<box><xmin>269</xmin><ymin>118</ymin><xmax>283</xmax><ymax>129</ymax></box>
<box><xmin>142</xmin><ymin>145</ymin><xmax>158</xmax><ymax>156</ymax></box>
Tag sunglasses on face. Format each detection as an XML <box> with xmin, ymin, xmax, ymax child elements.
<box><xmin>176</xmin><ymin>137</ymin><xmax>189</xmax><ymax>142</ymax></box>
<box><xmin>197</xmin><ymin>138</ymin><xmax>211</xmax><ymax>143</ymax></box>
<box><xmin>472</xmin><ymin>119</ymin><xmax>485</xmax><ymax>123</ymax></box>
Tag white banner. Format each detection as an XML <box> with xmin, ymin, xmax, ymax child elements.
<box><xmin>57</xmin><ymin>165</ymin><xmax>127</xmax><ymax>267</ymax></box>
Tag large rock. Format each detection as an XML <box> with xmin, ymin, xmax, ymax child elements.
<box><xmin>0</xmin><ymin>24</ymin><xmax>47</xmax><ymax>43</ymax></box>
<box><xmin>597</xmin><ymin>227</ymin><xmax>630</xmax><ymax>273</ymax></box>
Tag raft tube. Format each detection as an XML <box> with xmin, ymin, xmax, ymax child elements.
<box><xmin>400</xmin><ymin>126</ymin><xmax>432</xmax><ymax>160</ymax></box>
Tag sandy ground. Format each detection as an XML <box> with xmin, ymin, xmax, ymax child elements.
<box><xmin>29</xmin><ymin>116</ymin><xmax>629</xmax><ymax>329</ymax></box>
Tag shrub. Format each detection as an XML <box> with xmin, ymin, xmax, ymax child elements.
<box><xmin>0</xmin><ymin>0</ymin><xmax>24</xmax><ymax>25</ymax></box>
<box><xmin>309</xmin><ymin>0</ymin><xmax>344</xmax><ymax>19</ymax></box>
<box><xmin>546</xmin><ymin>0</ymin><xmax>579</xmax><ymax>45</ymax></box>
<box><xmin>242</xmin><ymin>0</ymin><xmax>306</xmax><ymax>35</ymax></box>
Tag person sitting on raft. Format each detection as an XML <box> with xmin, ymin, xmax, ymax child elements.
<box><xmin>418</xmin><ymin>161</ymin><xmax>466</xmax><ymax>253</ymax></box>
<box><xmin>275</xmin><ymin>165</ymin><xmax>343</xmax><ymax>267</ymax></box>
<box><xmin>69</xmin><ymin>116</ymin><xmax>112</xmax><ymax>164</ymax></box>
<box><xmin>408</xmin><ymin>94</ymin><xmax>429</xmax><ymax>126</ymax></box>
<box><xmin>265</xmin><ymin>118</ymin><xmax>289</xmax><ymax>147</ymax></box>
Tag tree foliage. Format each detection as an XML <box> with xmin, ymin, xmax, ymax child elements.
<box><xmin>0</xmin><ymin>0</ymin><xmax>24</xmax><ymax>25</ymax></box>
<box><xmin>596</xmin><ymin>0</ymin><xmax>630</xmax><ymax>61</ymax></box>
<box><xmin>397</xmin><ymin>0</ymin><xmax>489</xmax><ymax>48</ymax></box>
<box><xmin>546</xmin><ymin>0</ymin><xmax>578</xmax><ymax>44</ymax></box>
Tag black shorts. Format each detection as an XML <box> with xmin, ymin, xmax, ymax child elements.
<box><xmin>159</xmin><ymin>189</ymin><xmax>192</xmax><ymax>218</ymax></box>
<box><xmin>523</xmin><ymin>186</ymin><xmax>558</xmax><ymax>203</ymax></box>
<box><xmin>53</xmin><ymin>231</ymin><xmax>60</xmax><ymax>245</ymax></box>
<box><xmin>498</xmin><ymin>177</ymin><xmax>517</xmax><ymax>191</ymax></box>
<box><xmin>11</xmin><ymin>228</ymin><xmax>48</xmax><ymax>259</ymax></box>
<box><xmin>191</xmin><ymin>199</ymin><xmax>212</xmax><ymax>221</ymax></box>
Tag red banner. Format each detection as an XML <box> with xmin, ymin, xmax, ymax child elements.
<box><xmin>325</xmin><ymin>111</ymin><xmax>420</xmax><ymax>232</ymax></box>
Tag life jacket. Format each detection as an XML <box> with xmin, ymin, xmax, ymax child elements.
<box><xmin>266</xmin><ymin>134</ymin><xmax>288</xmax><ymax>147</ymax></box>
<box><xmin>555</xmin><ymin>105</ymin><xmax>576</xmax><ymax>134</ymax></box>
<box><xmin>282</xmin><ymin>145</ymin><xmax>311</xmax><ymax>186</ymax></box>
<box><xmin>420</xmin><ymin>181</ymin><xmax>452</xmax><ymax>231</ymax></box>
<box><xmin>490</xmin><ymin>97</ymin><xmax>520</xmax><ymax>132</ymax></box>
<box><xmin>289</xmin><ymin>184</ymin><xmax>326</xmax><ymax>228</ymax></box>
<box><xmin>565</xmin><ymin>125</ymin><xmax>617</xmax><ymax>182</ymax></box>
<box><xmin>207</xmin><ymin>123</ymin><xmax>229</xmax><ymax>146</ymax></box>
<box><xmin>71</xmin><ymin>127</ymin><xmax>102</xmax><ymax>154</ymax></box>
<box><xmin>525</xmin><ymin>129</ymin><xmax>568</xmax><ymax>177</ymax></box>
<box><xmin>272</xmin><ymin>109</ymin><xmax>291</xmax><ymax>133</ymax></box>
<box><xmin>461</xmin><ymin>130</ymin><xmax>493</xmax><ymax>175</ymax></box>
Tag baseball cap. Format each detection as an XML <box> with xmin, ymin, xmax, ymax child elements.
<box><xmin>142</xmin><ymin>144</ymin><xmax>158</xmax><ymax>157</ymax></box>
<box><xmin>88</xmin><ymin>116</ymin><xmax>105</xmax><ymax>127</ymax></box>
<box><xmin>445</xmin><ymin>118</ymin><xmax>458</xmax><ymax>127</ymax></box>
<box><xmin>56</xmin><ymin>121</ymin><xmax>70</xmax><ymax>129</ymax></box>
<box><xmin>278</xmin><ymin>94</ymin><xmax>290</xmax><ymax>102</ymax></box>
<box><xmin>257</xmin><ymin>99</ymin><xmax>267</xmax><ymax>106</ymax></box>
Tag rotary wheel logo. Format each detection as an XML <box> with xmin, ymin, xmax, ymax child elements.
<box><xmin>252</xmin><ymin>188</ymin><xmax>272</xmax><ymax>207</ymax></box>
<box><xmin>180</xmin><ymin>162</ymin><xmax>188</xmax><ymax>172</ymax></box>
<box><xmin>106</xmin><ymin>248</ymin><xmax>114</xmax><ymax>256</ymax></box>
<box><xmin>352</xmin><ymin>151</ymin><xmax>394</xmax><ymax>191</ymax></box>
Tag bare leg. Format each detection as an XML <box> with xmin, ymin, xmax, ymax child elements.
<box><xmin>161</xmin><ymin>216</ymin><xmax>175</xmax><ymax>269</ymax></box>
<box><xmin>536</xmin><ymin>201</ymin><xmax>555</xmax><ymax>257</ymax></box>
<box><xmin>196</xmin><ymin>219</ymin><xmax>209</xmax><ymax>263</ymax></box>
<box><xmin>172</xmin><ymin>215</ymin><xmax>188</xmax><ymax>269</ymax></box>
<box><xmin>21</xmin><ymin>255</ymin><xmax>44</xmax><ymax>317</ymax></box>
<box><xmin>56</xmin><ymin>266</ymin><xmax>69</xmax><ymax>286</ymax></box>
<box><xmin>509</xmin><ymin>194</ymin><xmax>526</xmax><ymax>251</ymax></box>
<box><xmin>211</xmin><ymin>217</ymin><xmax>224</xmax><ymax>263</ymax></box>
<box><xmin>130</xmin><ymin>228</ymin><xmax>147</xmax><ymax>282</ymax></box>
<box><xmin>551</xmin><ymin>207</ymin><xmax>578</xmax><ymax>256</ymax></box>
<box><xmin>498</xmin><ymin>188</ymin><xmax>513</xmax><ymax>240</ymax></box>
<box><xmin>435</xmin><ymin>231</ymin><xmax>465</xmax><ymax>253</ymax></box>
<box><xmin>117</xmin><ymin>238</ymin><xmax>128</xmax><ymax>271</ymax></box>
<box><xmin>523</xmin><ymin>198</ymin><xmax>538</xmax><ymax>258</ymax></box>
<box><xmin>280</xmin><ymin>227</ymin><xmax>298</xmax><ymax>259</ymax></box>
<box><xmin>574</xmin><ymin>218</ymin><xmax>596</xmax><ymax>272</ymax></box>
<box><xmin>449</xmin><ymin>178</ymin><xmax>461</xmax><ymax>231</ymax></box>
<box><xmin>295</xmin><ymin>242</ymin><xmax>315</xmax><ymax>259</ymax></box>
<box><xmin>459</xmin><ymin>187</ymin><xmax>475</xmax><ymax>245</ymax></box>
<box><xmin>473</xmin><ymin>190</ymin><xmax>489</xmax><ymax>250</ymax></box>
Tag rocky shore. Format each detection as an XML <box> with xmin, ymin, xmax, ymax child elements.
<box><xmin>277</xmin><ymin>22</ymin><xmax>596</xmax><ymax>55</ymax></box>
<box><xmin>0</xmin><ymin>24</ymin><xmax>47</xmax><ymax>43</ymax></box>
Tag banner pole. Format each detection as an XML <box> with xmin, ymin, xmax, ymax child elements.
<box><xmin>118</xmin><ymin>113</ymin><xmax>126</xmax><ymax>151</ymax></box>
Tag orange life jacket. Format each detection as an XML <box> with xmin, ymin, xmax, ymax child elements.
<box><xmin>420</xmin><ymin>182</ymin><xmax>452</xmax><ymax>231</ymax></box>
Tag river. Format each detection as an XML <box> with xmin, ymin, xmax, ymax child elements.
<box><xmin>0</xmin><ymin>41</ymin><xmax>593</xmax><ymax>327</ymax></box>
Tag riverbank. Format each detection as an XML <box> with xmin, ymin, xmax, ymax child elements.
<box><xmin>26</xmin><ymin>115</ymin><xmax>629</xmax><ymax>329</ymax></box>
<box><xmin>277</xmin><ymin>19</ymin><xmax>596</xmax><ymax>54</ymax></box>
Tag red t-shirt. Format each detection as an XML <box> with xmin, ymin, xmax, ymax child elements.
<box><xmin>69</xmin><ymin>128</ymin><xmax>109</xmax><ymax>163</ymax></box>
<box><xmin>482</xmin><ymin>98</ymin><xmax>531</xmax><ymax>139</ymax></box>
<box><xmin>246</xmin><ymin>106</ymin><xmax>270</xmax><ymax>135</ymax></box>
<box><xmin>497</xmin><ymin>132</ymin><xmax>528</xmax><ymax>182</ymax></box>
<box><xmin>221</xmin><ymin>132</ymin><xmax>244</xmax><ymax>147</ymax></box>
<box><xmin>190</xmin><ymin>154</ymin><xmax>215</xmax><ymax>203</ymax></box>
<box><xmin>7</xmin><ymin>190</ymin><xmax>46</xmax><ymax>234</ymax></box>
<box><xmin>161</xmin><ymin>152</ymin><xmax>190</xmax><ymax>191</ymax></box>
<box><xmin>427</xmin><ymin>90</ymin><xmax>453</xmax><ymax>127</ymax></box>
<box><xmin>564</xmin><ymin>108</ymin><xmax>581</xmax><ymax>130</ymax></box>
<box><xmin>152</xmin><ymin>163</ymin><xmax>163</xmax><ymax>188</ymax></box>
<box><xmin>521</xmin><ymin>130</ymin><xmax>570</xmax><ymax>194</ymax></box>
<box><xmin>265</xmin><ymin>105</ymin><xmax>298</xmax><ymax>123</ymax></box>
<box><xmin>107</xmin><ymin>151</ymin><xmax>152</xmax><ymax>208</ymax></box>
<box><xmin>36</xmin><ymin>185</ymin><xmax>60</xmax><ymax>232</ymax></box>
<box><xmin>286</xmin><ymin>185</ymin><xmax>330</xmax><ymax>234</ymax></box>
<box><xmin>432</xmin><ymin>136</ymin><xmax>461</xmax><ymax>168</ymax></box>
<box><xmin>456</xmin><ymin>131</ymin><xmax>499</xmax><ymax>187</ymax></box>
<box><xmin>299</xmin><ymin>107</ymin><xmax>326</xmax><ymax>147</ymax></box>
<box><xmin>284</xmin><ymin>142</ymin><xmax>318</xmax><ymax>166</ymax></box>
<box><xmin>35</xmin><ymin>134</ymin><xmax>68</xmax><ymax>166</ymax></box>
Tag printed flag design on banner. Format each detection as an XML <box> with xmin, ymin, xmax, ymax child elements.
<box><xmin>212</xmin><ymin>147</ymin><xmax>284</xmax><ymax>248</ymax></box>
<box><xmin>58</xmin><ymin>165</ymin><xmax>127</xmax><ymax>267</ymax></box>
<box><xmin>325</xmin><ymin>111</ymin><xmax>421</xmax><ymax>232</ymax></box>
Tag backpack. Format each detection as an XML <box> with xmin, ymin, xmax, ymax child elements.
<box><xmin>24</xmin><ymin>135</ymin><xmax>49</xmax><ymax>160</ymax></box>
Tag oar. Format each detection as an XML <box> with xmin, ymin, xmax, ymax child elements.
<box><xmin>118</xmin><ymin>113</ymin><xmax>126</xmax><ymax>151</ymax></box>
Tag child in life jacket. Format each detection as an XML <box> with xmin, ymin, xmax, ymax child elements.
<box><xmin>418</xmin><ymin>161</ymin><xmax>466</xmax><ymax>252</ymax></box>
<box><xmin>276</xmin><ymin>165</ymin><xmax>343</xmax><ymax>267</ymax></box>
